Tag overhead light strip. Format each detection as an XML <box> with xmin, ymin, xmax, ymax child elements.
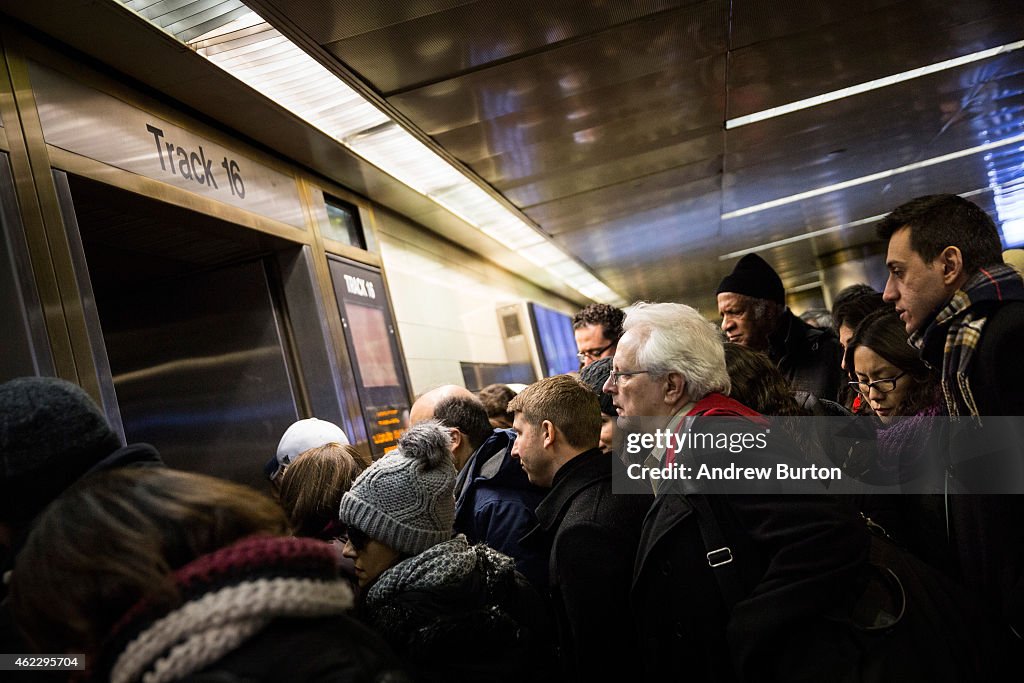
<box><xmin>721</xmin><ymin>132</ymin><xmax>1024</xmax><ymax>220</ymax></box>
<box><xmin>115</xmin><ymin>1</ymin><xmax>626</xmax><ymax>307</ymax></box>
<box><xmin>726</xmin><ymin>39</ymin><xmax>1024</xmax><ymax>129</ymax></box>
<box><xmin>718</xmin><ymin>187</ymin><xmax>990</xmax><ymax>260</ymax></box>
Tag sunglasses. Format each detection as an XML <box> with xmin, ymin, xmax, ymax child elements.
<box><xmin>345</xmin><ymin>526</ymin><xmax>371</xmax><ymax>551</ymax></box>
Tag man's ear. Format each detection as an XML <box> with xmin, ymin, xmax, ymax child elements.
<box><xmin>939</xmin><ymin>246</ymin><xmax>964</xmax><ymax>285</ymax></box>
<box><xmin>448</xmin><ymin>427</ymin><xmax>464</xmax><ymax>453</ymax></box>
<box><xmin>663</xmin><ymin>372</ymin><xmax>688</xmax><ymax>405</ymax></box>
<box><xmin>541</xmin><ymin>420</ymin><xmax>557</xmax><ymax>449</ymax></box>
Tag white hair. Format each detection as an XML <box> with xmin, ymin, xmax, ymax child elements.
<box><xmin>622</xmin><ymin>302</ymin><xmax>731</xmax><ymax>401</ymax></box>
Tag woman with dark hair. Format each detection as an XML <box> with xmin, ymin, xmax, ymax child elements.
<box><xmin>843</xmin><ymin>308</ymin><xmax>950</xmax><ymax>573</ymax></box>
<box><xmin>845</xmin><ymin>308</ymin><xmax>941</xmax><ymax>426</ymax></box>
<box><xmin>722</xmin><ymin>343</ymin><xmax>842</xmax><ymax>468</ymax></box>
<box><xmin>10</xmin><ymin>468</ymin><xmax>402</xmax><ymax>683</ymax></box>
<box><xmin>723</xmin><ymin>343</ymin><xmax>807</xmax><ymax>417</ymax></box>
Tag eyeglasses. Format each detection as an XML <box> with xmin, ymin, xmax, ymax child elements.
<box><xmin>576</xmin><ymin>340</ymin><xmax>616</xmax><ymax>362</ymax></box>
<box><xmin>607</xmin><ymin>369</ymin><xmax>652</xmax><ymax>385</ymax></box>
<box><xmin>345</xmin><ymin>526</ymin><xmax>371</xmax><ymax>551</ymax></box>
<box><xmin>848</xmin><ymin>372</ymin><xmax>906</xmax><ymax>396</ymax></box>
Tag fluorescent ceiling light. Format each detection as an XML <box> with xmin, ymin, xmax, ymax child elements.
<box><xmin>721</xmin><ymin>134</ymin><xmax>1024</xmax><ymax>220</ymax></box>
<box><xmin>786</xmin><ymin>281</ymin><xmax>824</xmax><ymax>294</ymax></box>
<box><xmin>718</xmin><ymin>187</ymin><xmax>989</xmax><ymax>260</ymax></box>
<box><xmin>115</xmin><ymin>1</ymin><xmax>624</xmax><ymax>305</ymax></box>
<box><xmin>726</xmin><ymin>39</ymin><xmax>1024</xmax><ymax>129</ymax></box>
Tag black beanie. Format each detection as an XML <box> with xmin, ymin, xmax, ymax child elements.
<box><xmin>716</xmin><ymin>254</ymin><xmax>786</xmax><ymax>305</ymax></box>
<box><xmin>0</xmin><ymin>377</ymin><xmax>122</xmax><ymax>525</ymax></box>
<box><xmin>578</xmin><ymin>357</ymin><xmax>616</xmax><ymax>417</ymax></box>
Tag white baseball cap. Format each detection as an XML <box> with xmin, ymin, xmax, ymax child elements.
<box><xmin>264</xmin><ymin>417</ymin><xmax>350</xmax><ymax>481</ymax></box>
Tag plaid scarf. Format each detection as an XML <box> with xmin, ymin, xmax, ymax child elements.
<box><xmin>910</xmin><ymin>263</ymin><xmax>1024</xmax><ymax>419</ymax></box>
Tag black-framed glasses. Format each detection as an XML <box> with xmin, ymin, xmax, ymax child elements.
<box><xmin>577</xmin><ymin>340</ymin><xmax>616</xmax><ymax>362</ymax></box>
<box><xmin>607</xmin><ymin>369</ymin><xmax>652</xmax><ymax>385</ymax></box>
<box><xmin>848</xmin><ymin>372</ymin><xmax>906</xmax><ymax>396</ymax></box>
<box><xmin>345</xmin><ymin>526</ymin><xmax>371</xmax><ymax>551</ymax></box>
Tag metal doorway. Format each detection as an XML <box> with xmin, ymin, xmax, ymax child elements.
<box><xmin>55</xmin><ymin>173</ymin><xmax>307</xmax><ymax>490</ymax></box>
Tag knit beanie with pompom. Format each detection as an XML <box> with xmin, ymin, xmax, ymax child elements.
<box><xmin>338</xmin><ymin>420</ymin><xmax>455</xmax><ymax>555</ymax></box>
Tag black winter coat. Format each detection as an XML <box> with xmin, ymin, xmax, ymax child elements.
<box><xmin>520</xmin><ymin>449</ymin><xmax>651</xmax><ymax>681</ymax></box>
<box><xmin>922</xmin><ymin>298</ymin><xmax>1024</xmax><ymax>643</ymax></box>
<box><xmin>768</xmin><ymin>310</ymin><xmax>845</xmax><ymax>402</ymax></box>
<box><xmin>632</xmin><ymin>492</ymin><xmax>870</xmax><ymax>682</ymax></box>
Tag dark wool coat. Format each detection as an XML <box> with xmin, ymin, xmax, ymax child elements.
<box><xmin>921</xmin><ymin>298</ymin><xmax>1024</xmax><ymax>641</ymax></box>
<box><xmin>631</xmin><ymin>397</ymin><xmax>871</xmax><ymax>682</ymax></box>
<box><xmin>632</xmin><ymin>491</ymin><xmax>871</xmax><ymax>682</ymax></box>
<box><xmin>520</xmin><ymin>449</ymin><xmax>651</xmax><ymax>681</ymax></box>
<box><xmin>768</xmin><ymin>309</ymin><xmax>845</xmax><ymax>403</ymax></box>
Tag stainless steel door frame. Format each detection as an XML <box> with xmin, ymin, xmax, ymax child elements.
<box><xmin>0</xmin><ymin>150</ymin><xmax>53</xmax><ymax>379</ymax></box>
<box><xmin>51</xmin><ymin>169</ymin><xmax>126</xmax><ymax>440</ymax></box>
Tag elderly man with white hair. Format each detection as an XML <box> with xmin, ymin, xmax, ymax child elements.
<box><xmin>604</xmin><ymin>303</ymin><xmax>978</xmax><ymax>682</ymax></box>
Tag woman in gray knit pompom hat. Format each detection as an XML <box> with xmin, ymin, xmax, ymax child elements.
<box><xmin>338</xmin><ymin>420</ymin><xmax>455</xmax><ymax>587</ymax></box>
<box><xmin>337</xmin><ymin>421</ymin><xmax>551</xmax><ymax>680</ymax></box>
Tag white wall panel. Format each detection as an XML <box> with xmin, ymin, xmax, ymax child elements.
<box><xmin>374</xmin><ymin>210</ymin><xmax>578</xmax><ymax>395</ymax></box>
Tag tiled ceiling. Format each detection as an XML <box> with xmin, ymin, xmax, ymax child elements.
<box><xmin>202</xmin><ymin>1</ymin><xmax>1024</xmax><ymax>310</ymax></box>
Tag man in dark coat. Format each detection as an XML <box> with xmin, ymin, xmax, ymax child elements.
<box><xmin>877</xmin><ymin>194</ymin><xmax>1024</xmax><ymax>643</ymax></box>
<box><xmin>605</xmin><ymin>303</ymin><xmax>875</xmax><ymax>682</ymax></box>
<box><xmin>510</xmin><ymin>374</ymin><xmax>651</xmax><ymax>682</ymax></box>
<box><xmin>717</xmin><ymin>253</ymin><xmax>844</xmax><ymax>401</ymax></box>
<box><xmin>411</xmin><ymin>384</ymin><xmax>547</xmax><ymax>586</ymax></box>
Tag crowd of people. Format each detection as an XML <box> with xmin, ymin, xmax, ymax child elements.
<box><xmin>1</xmin><ymin>193</ymin><xmax>1023</xmax><ymax>681</ymax></box>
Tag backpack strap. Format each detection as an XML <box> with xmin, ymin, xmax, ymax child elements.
<box><xmin>689</xmin><ymin>494</ymin><xmax>745</xmax><ymax>611</ymax></box>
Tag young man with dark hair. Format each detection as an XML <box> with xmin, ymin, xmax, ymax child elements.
<box><xmin>877</xmin><ymin>194</ymin><xmax>1024</xmax><ymax>413</ymax></box>
<box><xmin>572</xmin><ymin>303</ymin><xmax>624</xmax><ymax>367</ymax></box>
<box><xmin>409</xmin><ymin>384</ymin><xmax>546</xmax><ymax>586</ymax></box>
<box><xmin>510</xmin><ymin>374</ymin><xmax>650</xmax><ymax>681</ymax></box>
<box><xmin>877</xmin><ymin>193</ymin><xmax>1024</xmax><ymax>641</ymax></box>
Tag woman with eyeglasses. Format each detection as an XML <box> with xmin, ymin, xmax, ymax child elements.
<box><xmin>845</xmin><ymin>307</ymin><xmax>942</xmax><ymax>430</ymax></box>
<box><xmin>338</xmin><ymin>420</ymin><xmax>552</xmax><ymax>682</ymax></box>
<box><xmin>842</xmin><ymin>307</ymin><xmax>951</xmax><ymax>574</ymax></box>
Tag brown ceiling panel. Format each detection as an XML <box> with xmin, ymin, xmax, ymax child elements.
<box><xmin>526</xmin><ymin>165</ymin><xmax>720</xmax><ymax>237</ymax></box>
<box><xmin>385</xmin><ymin>7</ymin><xmax>727</xmax><ymax>135</ymax></box>
<box><xmin>429</xmin><ymin>58</ymin><xmax>723</xmax><ymax>170</ymax></box>
<box><xmin>503</xmin><ymin>143</ymin><xmax>722</xmax><ymax>211</ymax></box>
<box><xmin>728</xmin><ymin>0</ymin><xmax>1024</xmax><ymax>119</ymax></box>
<box><xmin>311</xmin><ymin>0</ymin><xmax>715</xmax><ymax>95</ymax></box>
<box><xmin>262</xmin><ymin>1</ymin><xmax>477</xmax><ymax>44</ymax></box>
<box><xmin>726</xmin><ymin>57</ymin><xmax>1024</xmax><ymax>171</ymax></box>
<box><xmin>730</xmin><ymin>0</ymin><xmax>903</xmax><ymax>50</ymax></box>
<box><xmin>724</xmin><ymin>60</ymin><xmax>1024</xmax><ymax>214</ymax></box>
<box><xmin>719</xmin><ymin>155</ymin><xmax>1002</xmax><ymax>265</ymax></box>
<box><xmin>445</xmin><ymin>99</ymin><xmax>723</xmax><ymax>204</ymax></box>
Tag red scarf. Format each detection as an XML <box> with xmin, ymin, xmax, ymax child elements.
<box><xmin>665</xmin><ymin>394</ymin><xmax>764</xmax><ymax>464</ymax></box>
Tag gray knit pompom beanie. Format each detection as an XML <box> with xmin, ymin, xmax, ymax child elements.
<box><xmin>338</xmin><ymin>420</ymin><xmax>455</xmax><ymax>555</ymax></box>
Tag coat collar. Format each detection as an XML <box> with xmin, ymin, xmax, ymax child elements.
<box><xmin>522</xmin><ymin>448</ymin><xmax>607</xmax><ymax>539</ymax></box>
<box><xmin>632</xmin><ymin>493</ymin><xmax>693</xmax><ymax>589</ymax></box>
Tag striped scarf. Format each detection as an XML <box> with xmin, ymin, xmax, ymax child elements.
<box><xmin>96</xmin><ymin>536</ymin><xmax>353</xmax><ymax>683</ymax></box>
<box><xmin>910</xmin><ymin>263</ymin><xmax>1024</xmax><ymax>419</ymax></box>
